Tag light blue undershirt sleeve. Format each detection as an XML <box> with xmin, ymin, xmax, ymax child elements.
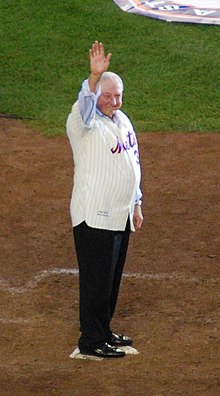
<box><xmin>78</xmin><ymin>79</ymin><xmax>101</xmax><ymax>127</ymax></box>
<box><xmin>135</xmin><ymin>187</ymin><xmax>143</xmax><ymax>205</ymax></box>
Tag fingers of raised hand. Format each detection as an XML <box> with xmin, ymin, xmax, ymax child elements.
<box><xmin>90</xmin><ymin>41</ymin><xmax>104</xmax><ymax>57</ymax></box>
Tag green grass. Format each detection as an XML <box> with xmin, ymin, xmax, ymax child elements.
<box><xmin>1</xmin><ymin>0</ymin><xmax>219</xmax><ymax>135</ymax></box>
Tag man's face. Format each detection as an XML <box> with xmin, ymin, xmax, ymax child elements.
<box><xmin>97</xmin><ymin>79</ymin><xmax>123</xmax><ymax>118</ymax></box>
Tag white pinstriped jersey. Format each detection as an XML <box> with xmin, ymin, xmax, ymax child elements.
<box><xmin>66</xmin><ymin>82</ymin><xmax>142</xmax><ymax>232</ymax></box>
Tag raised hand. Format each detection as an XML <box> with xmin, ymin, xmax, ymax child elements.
<box><xmin>89</xmin><ymin>41</ymin><xmax>111</xmax><ymax>77</ymax></box>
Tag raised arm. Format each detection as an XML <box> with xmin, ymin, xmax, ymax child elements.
<box><xmin>77</xmin><ymin>41</ymin><xmax>112</xmax><ymax>127</ymax></box>
<box><xmin>89</xmin><ymin>41</ymin><xmax>112</xmax><ymax>92</ymax></box>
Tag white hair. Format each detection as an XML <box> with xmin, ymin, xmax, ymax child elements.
<box><xmin>100</xmin><ymin>71</ymin><xmax>124</xmax><ymax>91</ymax></box>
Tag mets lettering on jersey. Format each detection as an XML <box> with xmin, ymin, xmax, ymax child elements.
<box><xmin>111</xmin><ymin>131</ymin><xmax>140</xmax><ymax>165</ymax></box>
<box><xmin>66</xmin><ymin>101</ymin><xmax>142</xmax><ymax>232</ymax></box>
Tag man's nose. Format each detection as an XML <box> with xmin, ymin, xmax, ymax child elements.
<box><xmin>111</xmin><ymin>97</ymin><xmax>117</xmax><ymax>106</ymax></box>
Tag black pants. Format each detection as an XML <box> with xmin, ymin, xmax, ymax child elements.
<box><xmin>73</xmin><ymin>219</ymin><xmax>130</xmax><ymax>352</ymax></box>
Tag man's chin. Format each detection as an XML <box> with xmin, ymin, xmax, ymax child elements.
<box><xmin>103</xmin><ymin>108</ymin><xmax>117</xmax><ymax>118</ymax></box>
<box><xmin>111</xmin><ymin>109</ymin><xmax>117</xmax><ymax>117</ymax></box>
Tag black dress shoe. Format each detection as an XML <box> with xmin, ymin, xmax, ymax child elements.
<box><xmin>81</xmin><ymin>342</ymin><xmax>125</xmax><ymax>358</ymax></box>
<box><xmin>109</xmin><ymin>333</ymin><xmax>132</xmax><ymax>347</ymax></box>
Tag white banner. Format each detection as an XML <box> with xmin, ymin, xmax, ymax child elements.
<box><xmin>113</xmin><ymin>0</ymin><xmax>220</xmax><ymax>25</ymax></box>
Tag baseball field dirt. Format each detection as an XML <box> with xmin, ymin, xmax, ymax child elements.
<box><xmin>0</xmin><ymin>118</ymin><xmax>219</xmax><ymax>395</ymax></box>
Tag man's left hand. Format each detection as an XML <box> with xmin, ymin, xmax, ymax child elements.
<box><xmin>133</xmin><ymin>205</ymin><xmax>143</xmax><ymax>230</ymax></box>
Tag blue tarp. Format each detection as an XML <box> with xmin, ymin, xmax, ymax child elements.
<box><xmin>113</xmin><ymin>0</ymin><xmax>220</xmax><ymax>25</ymax></box>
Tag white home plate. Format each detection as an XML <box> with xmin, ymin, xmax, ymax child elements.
<box><xmin>69</xmin><ymin>346</ymin><xmax>139</xmax><ymax>361</ymax></box>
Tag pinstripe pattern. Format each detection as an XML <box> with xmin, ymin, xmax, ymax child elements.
<box><xmin>67</xmin><ymin>100</ymin><xmax>142</xmax><ymax>232</ymax></box>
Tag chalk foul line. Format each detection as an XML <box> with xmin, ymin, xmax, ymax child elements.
<box><xmin>0</xmin><ymin>267</ymin><xmax>201</xmax><ymax>295</ymax></box>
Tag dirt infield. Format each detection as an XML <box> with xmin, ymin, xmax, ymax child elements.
<box><xmin>0</xmin><ymin>118</ymin><xmax>219</xmax><ymax>396</ymax></box>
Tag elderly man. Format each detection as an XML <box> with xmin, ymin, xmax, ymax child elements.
<box><xmin>67</xmin><ymin>41</ymin><xmax>143</xmax><ymax>358</ymax></box>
